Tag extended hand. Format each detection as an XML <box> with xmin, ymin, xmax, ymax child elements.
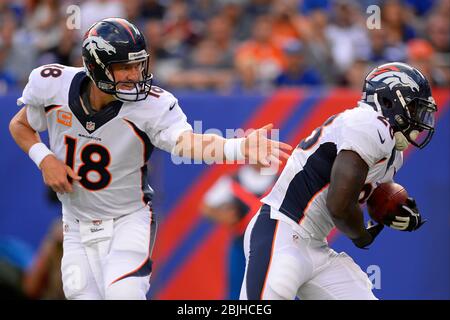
<box><xmin>242</xmin><ymin>123</ymin><xmax>292</xmax><ymax>167</ymax></box>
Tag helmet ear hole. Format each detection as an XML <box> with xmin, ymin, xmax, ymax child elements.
<box><xmin>382</xmin><ymin>97</ymin><xmax>393</xmax><ymax>108</ymax></box>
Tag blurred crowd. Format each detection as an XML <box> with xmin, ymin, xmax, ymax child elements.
<box><xmin>0</xmin><ymin>0</ymin><xmax>449</xmax><ymax>95</ymax></box>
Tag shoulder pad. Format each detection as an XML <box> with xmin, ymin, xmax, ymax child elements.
<box><xmin>133</xmin><ymin>85</ymin><xmax>178</xmax><ymax>110</ymax></box>
<box><xmin>342</xmin><ymin>108</ymin><xmax>395</xmax><ymax>148</ymax></box>
<box><xmin>338</xmin><ymin>108</ymin><xmax>395</xmax><ymax>166</ymax></box>
<box><xmin>22</xmin><ymin>65</ymin><xmax>83</xmax><ymax>106</ymax></box>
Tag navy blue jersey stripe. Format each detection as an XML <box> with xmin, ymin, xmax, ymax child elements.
<box><xmin>141</xmin><ymin>165</ymin><xmax>154</xmax><ymax>204</ymax></box>
<box><xmin>385</xmin><ymin>148</ymin><xmax>396</xmax><ymax>173</ymax></box>
<box><xmin>44</xmin><ymin>105</ymin><xmax>60</xmax><ymax>113</ymax></box>
<box><xmin>246</xmin><ymin>204</ymin><xmax>278</xmax><ymax>299</ymax></box>
<box><xmin>123</xmin><ymin>119</ymin><xmax>154</xmax><ymax>161</ymax></box>
<box><xmin>279</xmin><ymin>142</ymin><xmax>337</xmax><ymax>222</ymax></box>
<box><xmin>124</xmin><ymin>119</ymin><xmax>155</xmax><ymax>204</ymax></box>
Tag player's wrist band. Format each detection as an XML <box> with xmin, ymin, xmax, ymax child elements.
<box><xmin>224</xmin><ymin>138</ymin><xmax>246</xmax><ymax>161</ymax></box>
<box><xmin>28</xmin><ymin>143</ymin><xmax>54</xmax><ymax>168</ymax></box>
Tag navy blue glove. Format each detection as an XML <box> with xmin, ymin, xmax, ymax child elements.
<box><xmin>385</xmin><ymin>197</ymin><xmax>426</xmax><ymax>231</ymax></box>
<box><xmin>352</xmin><ymin>220</ymin><xmax>384</xmax><ymax>249</ymax></box>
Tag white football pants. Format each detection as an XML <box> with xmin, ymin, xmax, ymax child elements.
<box><xmin>240</xmin><ymin>205</ymin><xmax>376</xmax><ymax>300</ymax></box>
<box><xmin>61</xmin><ymin>205</ymin><xmax>156</xmax><ymax>300</ymax></box>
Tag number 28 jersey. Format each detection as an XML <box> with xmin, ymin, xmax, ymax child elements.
<box><xmin>18</xmin><ymin>64</ymin><xmax>193</xmax><ymax>221</ymax></box>
<box><xmin>261</xmin><ymin>104</ymin><xmax>404</xmax><ymax>241</ymax></box>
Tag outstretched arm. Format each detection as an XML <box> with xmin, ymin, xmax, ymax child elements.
<box><xmin>173</xmin><ymin>123</ymin><xmax>292</xmax><ymax>167</ymax></box>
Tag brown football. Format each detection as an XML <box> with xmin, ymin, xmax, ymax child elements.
<box><xmin>366</xmin><ymin>182</ymin><xmax>409</xmax><ymax>224</ymax></box>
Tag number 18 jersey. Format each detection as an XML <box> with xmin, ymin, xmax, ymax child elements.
<box><xmin>18</xmin><ymin>64</ymin><xmax>193</xmax><ymax>221</ymax></box>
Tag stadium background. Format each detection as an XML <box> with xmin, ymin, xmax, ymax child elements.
<box><xmin>0</xmin><ymin>0</ymin><xmax>449</xmax><ymax>299</ymax></box>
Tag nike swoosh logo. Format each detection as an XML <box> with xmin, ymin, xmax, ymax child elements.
<box><xmin>169</xmin><ymin>103</ymin><xmax>176</xmax><ymax>111</ymax></box>
<box><xmin>377</xmin><ymin>130</ymin><xmax>385</xmax><ymax>144</ymax></box>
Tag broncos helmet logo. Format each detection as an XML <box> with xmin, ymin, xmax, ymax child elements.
<box><xmin>368</xmin><ymin>68</ymin><xmax>420</xmax><ymax>92</ymax></box>
<box><xmin>82</xmin><ymin>35</ymin><xmax>116</xmax><ymax>56</ymax></box>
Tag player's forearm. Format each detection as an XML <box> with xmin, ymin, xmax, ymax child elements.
<box><xmin>327</xmin><ymin>150</ymin><xmax>371</xmax><ymax>241</ymax></box>
<box><xmin>175</xmin><ymin>132</ymin><xmax>235</xmax><ymax>162</ymax></box>
<box><xmin>329</xmin><ymin>204</ymin><xmax>369</xmax><ymax>240</ymax></box>
<box><xmin>9</xmin><ymin>111</ymin><xmax>42</xmax><ymax>154</ymax></box>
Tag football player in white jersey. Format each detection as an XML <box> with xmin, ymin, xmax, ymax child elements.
<box><xmin>240</xmin><ymin>62</ymin><xmax>436</xmax><ymax>300</ymax></box>
<box><xmin>9</xmin><ymin>18</ymin><xmax>292</xmax><ymax>300</ymax></box>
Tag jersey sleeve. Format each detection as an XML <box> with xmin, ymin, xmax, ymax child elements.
<box><xmin>336</xmin><ymin>110</ymin><xmax>395</xmax><ymax>168</ymax></box>
<box><xmin>25</xmin><ymin>105</ymin><xmax>47</xmax><ymax>132</ymax></box>
<box><xmin>17</xmin><ymin>67</ymin><xmax>54</xmax><ymax>132</ymax></box>
<box><xmin>17</xmin><ymin>70</ymin><xmax>44</xmax><ymax>108</ymax></box>
<box><xmin>146</xmin><ymin>93</ymin><xmax>193</xmax><ymax>153</ymax></box>
<box><xmin>18</xmin><ymin>66</ymin><xmax>63</xmax><ymax>107</ymax></box>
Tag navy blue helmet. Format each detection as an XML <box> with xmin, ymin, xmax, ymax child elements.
<box><xmin>361</xmin><ymin>62</ymin><xmax>437</xmax><ymax>149</ymax></box>
<box><xmin>82</xmin><ymin>18</ymin><xmax>153</xmax><ymax>102</ymax></box>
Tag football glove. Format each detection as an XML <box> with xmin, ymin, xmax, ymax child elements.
<box><xmin>385</xmin><ymin>197</ymin><xmax>426</xmax><ymax>232</ymax></box>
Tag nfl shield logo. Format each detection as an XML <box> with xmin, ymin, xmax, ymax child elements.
<box><xmin>86</xmin><ymin>121</ymin><xmax>95</xmax><ymax>131</ymax></box>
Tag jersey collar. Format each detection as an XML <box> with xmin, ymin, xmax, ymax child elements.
<box><xmin>68</xmin><ymin>71</ymin><xmax>123</xmax><ymax>134</ymax></box>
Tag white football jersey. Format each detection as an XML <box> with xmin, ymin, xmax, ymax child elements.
<box><xmin>262</xmin><ymin>104</ymin><xmax>403</xmax><ymax>241</ymax></box>
<box><xmin>18</xmin><ymin>64</ymin><xmax>193</xmax><ymax>221</ymax></box>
